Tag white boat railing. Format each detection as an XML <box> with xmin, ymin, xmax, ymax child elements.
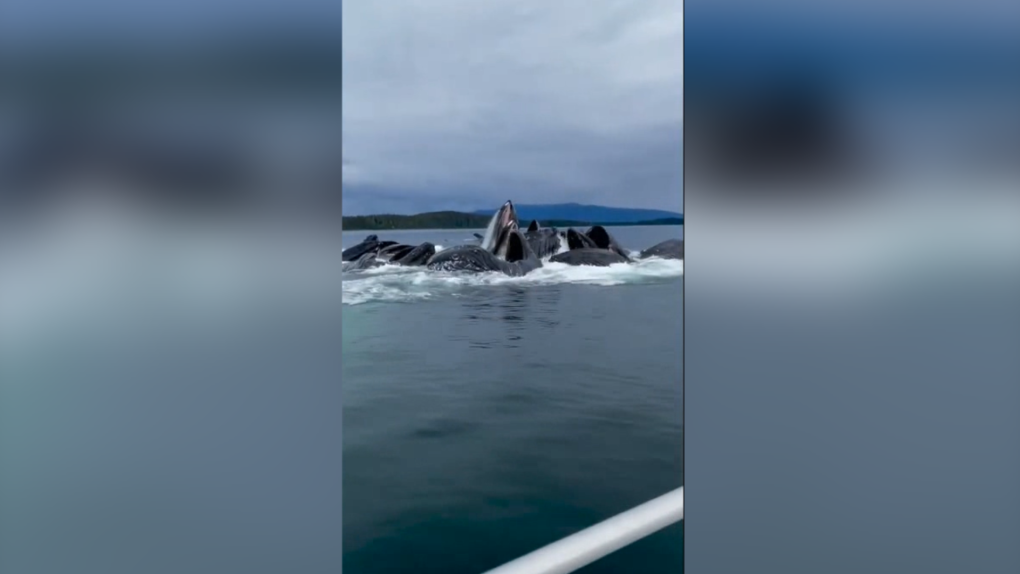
<box><xmin>481</xmin><ymin>486</ymin><xmax>684</xmax><ymax>574</ymax></box>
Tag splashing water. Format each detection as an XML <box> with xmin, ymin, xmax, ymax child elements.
<box><xmin>342</xmin><ymin>257</ymin><xmax>683</xmax><ymax>306</ymax></box>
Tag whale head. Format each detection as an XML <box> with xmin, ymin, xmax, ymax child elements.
<box><xmin>482</xmin><ymin>200</ymin><xmax>519</xmax><ymax>254</ymax></box>
<box><xmin>566</xmin><ymin>228</ymin><xmax>597</xmax><ymax>250</ymax></box>
<box><xmin>505</xmin><ymin>229</ymin><xmax>538</xmax><ymax>263</ymax></box>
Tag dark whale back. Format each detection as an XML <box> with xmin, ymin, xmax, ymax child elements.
<box><xmin>425</xmin><ymin>232</ymin><xmax>540</xmax><ymax>276</ymax></box>
<box><xmin>550</xmin><ymin>248</ymin><xmax>629</xmax><ymax>267</ymax></box>
<box><xmin>379</xmin><ymin>244</ymin><xmax>415</xmax><ymax>261</ymax></box>
<box><xmin>396</xmin><ymin>242</ymin><xmax>436</xmax><ymax>265</ymax></box>
<box><xmin>639</xmin><ymin>238</ymin><xmax>684</xmax><ymax>260</ymax></box>
<box><xmin>342</xmin><ymin>238</ymin><xmax>380</xmax><ymax>261</ymax></box>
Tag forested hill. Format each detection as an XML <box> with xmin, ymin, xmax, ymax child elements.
<box><xmin>472</xmin><ymin>203</ymin><xmax>682</xmax><ymax>223</ymax></box>
<box><xmin>342</xmin><ymin>211</ymin><xmax>683</xmax><ymax>231</ymax></box>
<box><xmin>343</xmin><ymin>211</ymin><xmax>491</xmax><ymax>231</ymax></box>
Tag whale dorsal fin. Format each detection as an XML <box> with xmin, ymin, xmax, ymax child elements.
<box><xmin>527</xmin><ymin>220</ymin><xmax>540</xmax><ymax>233</ymax></box>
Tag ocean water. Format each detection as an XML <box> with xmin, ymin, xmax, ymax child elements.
<box><xmin>343</xmin><ymin>225</ymin><xmax>684</xmax><ymax>574</ymax></box>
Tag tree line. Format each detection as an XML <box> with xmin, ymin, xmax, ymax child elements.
<box><xmin>342</xmin><ymin>211</ymin><xmax>682</xmax><ymax>231</ymax></box>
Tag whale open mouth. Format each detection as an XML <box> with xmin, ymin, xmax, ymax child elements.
<box><xmin>492</xmin><ymin>221</ymin><xmax>520</xmax><ymax>259</ymax></box>
<box><xmin>566</xmin><ymin>228</ymin><xmax>596</xmax><ymax>250</ymax></box>
<box><xmin>504</xmin><ymin>230</ymin><xmax>532</xmax><ymax>263</ymax></box>
<box><xmin>483</xmin><ymin>200</ymin><xmax>520</xmax><ymax>256</ymax></box>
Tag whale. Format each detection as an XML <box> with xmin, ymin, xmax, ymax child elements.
<box><xmin>376</xmin><ymin>242</ymin><xmax>437</xmax><ymax>265</ymax></box>
<box><xmin>377</xmin><ymin>243</ymin><xmax>416</xmax><ymax>261</ymax></box>
<box><xmin>524</xmin><ymin>220</ymin><xmax>563</xmax><ymax>259</ymax></box>
<box><xmin>550</xmin><ymin>226</ymin><xmax>632</xmax><ymax>266</ymax></box>
<box><xmin>585</xmin><ymin>226</ymin><xmax>631</xmax><ymax>260</ymax></box>
<box><xmin>342</xmin><ymin>234</ymin><xmax>400</xmax><ymax>262</ymax></box>
<box><xmin>343</xmin><ymin>201</ymin><xmax>519</xmax><ymax>267</ymax></box>
<box><xmin>426</xmin><ymin>229</ymin><xmax>542</xmax><ymax>276</ymax></box>
<box><xmin>565</xmin><ymin>228</ymin><xmax>598</xmax><ymax>250</ymax></box>
<box><xmin>394</xmin><ymin>242</ymin><xmax>436</xmax><ymax>266</ymax></box>
<box><xmin>480</xmin><ymin>200</ymin><xmax>521</xmax><ymax>256</ymax></box>
<box><xmin>550</xmin><ymin>248</ymin><xmax>630</xmax><ymax>266</ymax></box>
<box><xmin>342</xmin><ymin>234</ymin><xmax>381</xmax><ymax>261</ymax></box>
<box><xmin>639</xmin><ymin>239</ymin><xmax>684</xmax><ymax>260</ymax></box>
<box><xmin>342</xmin><ymin>251</ymin><xmax>385</xmax><ymax>272</ymax></box>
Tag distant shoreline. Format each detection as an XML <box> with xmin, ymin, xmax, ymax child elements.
<box><xmin>342</xmin><ymin>212</ymin><xmax>683</xmax><ymax>231</ymax></box>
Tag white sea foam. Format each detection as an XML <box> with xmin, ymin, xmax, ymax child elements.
<box><xmin>341</xmin><ymin>257</ymin><xmax>683</xmax><ymax>306</ymax></box>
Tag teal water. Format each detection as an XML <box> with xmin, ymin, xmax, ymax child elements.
<box><xmin>343</xmin><ymin>225</ymin><xmax>683</xmax><ymax>574</ymax></box>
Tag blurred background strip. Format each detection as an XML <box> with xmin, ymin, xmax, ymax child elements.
<box><xmin>0</xmin><ymin>2</ymin><xmax>344</xmax><ymax>574</ymax></box>
<box><xmin>684</xmin><ymin>2</ymin><xmax>1020</xmax><ymax>573</ymax></box>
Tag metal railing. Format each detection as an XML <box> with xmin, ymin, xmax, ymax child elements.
<box><xmin>481</xmin><ymin>486</ymin><xmax>684</xmax><ymax>574</ymax></box>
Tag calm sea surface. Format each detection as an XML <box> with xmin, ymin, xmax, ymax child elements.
<box><xmin>343</xmin><ymin>225</ymin><xmax>684</xmax><ymax>574</ymax></box>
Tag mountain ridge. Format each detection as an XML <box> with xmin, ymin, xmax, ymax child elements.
<box><xmin>470</xmin><ymin>202</ymin><xmax>682</xmax><ymax>224</ymax></box>
<box><xmin>342</xmin><ymin>210</ymin><xmax>682</xmax><ymax>231</ymax></box>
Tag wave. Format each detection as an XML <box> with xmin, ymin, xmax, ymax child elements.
<box><xmin>342</xmin><ymin>256</ymin><xmax>683</xmax><ymax>306</ymax></box>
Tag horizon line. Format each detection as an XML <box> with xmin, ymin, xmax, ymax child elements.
<box><xmin>342</xmin><ymin>205</ymin><xmax>684</xmax><ymax>218</ymax></box>
<box><xmin>341</xmin><ymin>212</ymin><xmax>685</xmax><ymax>218</ymax></box>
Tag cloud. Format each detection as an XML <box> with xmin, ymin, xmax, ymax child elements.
<box><xmin>342</xmin><ymin>0</ymin><xmax>683</xmax><ymax>214</ymax></box>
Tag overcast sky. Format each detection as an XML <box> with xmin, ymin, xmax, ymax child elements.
<box><xmin>342</xmin><ymin>0</ymin><xmax>683</xmax><ymax>215</ymax></box>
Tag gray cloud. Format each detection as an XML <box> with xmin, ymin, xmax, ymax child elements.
<box><xmin>342</xmin><ymin>0</ymin><xmax>683</xmax><ymax>214</ymax></box>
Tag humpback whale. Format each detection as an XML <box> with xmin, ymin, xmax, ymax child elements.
<box><xmin>480</xmin><ymin>201</ymin><xmax>520</xmax><ymax>254</ymax></box>
<box><xmin>344</xmin><ymin>202</ymin><xmax>520</xmax><ymax>271</ymax></box>
<box><xmin>393</xmin><ymin>242</ymin><xmax>436</xmax><ymax>266</ymax></box>
<box><xmin>342</xmin><ymin>234</ymin><xmax>400</xmax><ymax>262</ymax></box>
<box><xmin>342</xmin><ymin>241</ymin><xmax>437</xmax><ymax>272</ymax></box>
<box><xmin>550</xmin><ymin>248</ymin><xmax>629</xmax><ymax>267</ymax></box>
<box><xmin>585</xmin><ymin>226</ymin><xmax>632</xmax><ymax>260</ymax></box>
<box><xmin>342</xmin><ymin>234</ymin><xmax>381</xmax><ymax>261</ymax></box>
<box><xmin>565</xmin><ymin>228</ymin><xmax>598</xmax><ymax>250</ymax></box>
<box><xmin>639</xmin><ymin>239</ymin><xmax>684</xmax><ymax>260</ymax></box>
<box><xmin>524</xmin><ymin>220</ymin><xmax>563</xmax><ymax>259</ymax></box>
<box><xmin>551</xmin><ymin>226</ymin><xmax>632</xmax><ymax>266</ymax></box>
<box><xmin>426</xmin><ymin>229</ymin><xmax>542</xmax><ymax>276</ymax></box>
<box><xmin>374</xmin><ymin>242</ymin><xmax>437</xmax><ymax>266</ymax></box>
<box><xmin>378</xmin><ymin>243</ymin><xmax>416</xmax><ymax>261</ymax></box>
<box><xmin>342</xmin><ymin>252</ymin><xmax>385</xmax><ymax>272</ymax></box>
<box><xmin>342</xmin><ymin>199</ymin><xmax>680</xmax><ymax>276</ymax></box>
